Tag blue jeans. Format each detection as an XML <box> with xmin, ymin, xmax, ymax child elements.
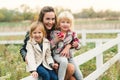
<box><xmin>37</xmin><ymin>65</ymin><xmax>58</xmax><ymax>80</ymax></box>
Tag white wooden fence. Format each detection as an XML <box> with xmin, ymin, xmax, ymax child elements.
<box><xmin>0</xmin><ymin>32</ymin><xmax>26</xmax><ymax>44</ymax></box>
<box><xmin>76</xmin><ymin>29</ymin><xmax>120</xmax><ymax>45</ymax></box>
<box><xmin>74</xmin><ymin>34</ymin><xmax>120</xmax><ymax>80</ymax></box>
<box><xmin>1</xmin><ymin>29</ymin><xmax>120</xmax><ymax>80</ymax></box>
<box><xmin>1</xmin><ymin>29</ymin><xmax>120</xmax><ymax>45</ymax></box>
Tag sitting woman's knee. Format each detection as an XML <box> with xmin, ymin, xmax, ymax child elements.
<box><xmin>67</xmin><ymin>63</ymin><xmax>75</xmax><ymax>74</ymax></box>
<box><xmin>64</xmin><ymin>63</ymin><xmax>75</xmax><ymax>80</ymax></box>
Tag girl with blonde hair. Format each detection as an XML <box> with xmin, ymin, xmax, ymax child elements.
<box><xmin>50</xmin><ymin>11</ymin><xmax>83</xmax><ymax>80</ymax></box>
<box><xmin>26</xmin><ymin>21</ymin><xmax>58</xmax><ymax>80</ymax></box>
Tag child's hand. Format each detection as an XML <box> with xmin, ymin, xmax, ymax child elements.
<box><xmin>57</xmin><ymin>32</ymin><xmax>64</xmax><ymax>38</ymax></box>
<box><xmin>31</xmin><ymin>71</ymin><xmax>38</xmax><ymax>78</ymax></box>
<box><xmin>72</xmin><ymin>38</ymin><xmax>79</xmax><ymax>48</ymax></box>
<box><xmin>57</xmin><ymin>32</ymin><xmax>64</xmax><ymax>40</ymax></box>
<box><xmin>72</xmin><ymin>41</ymin><xmax>78</xmax><ymax>48</ymax></box>
<box><xmin>53</xmin><ymin>63</ymin><xmax>59</xmax><ymax>69</ymax></box>
<box><xmin>54</xmin><ymin>32</ymin><xmax>64</xmax><ymax>43</ymax></box>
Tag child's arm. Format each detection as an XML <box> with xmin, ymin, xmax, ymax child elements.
<box><xmin>45</xmin><ymin>40</ymin><xmax>59</xmax><ymax>69</ymax></box>
<box><xmin>72</xmin><ymin>32</ymin><xmax>81</xmax><ymax>50</ymax></box>
<box><xmin>72</xmin><ymin>41</ymin><xmax>81</xmax><ymax>50</ymax></box>
<box><xmin>60</xmin><ymin>32</ymin><xmax>81</xmax><ymax>57</ymax></box>
<box><xmin>26</xmin><ymin>41</ymin><xmax>37</xmax><ymax>72</ymax></box>
<box><xmin>45</xmin><ymin>41</ymin><xmax>55</xmax><ymax>65</ymax></box>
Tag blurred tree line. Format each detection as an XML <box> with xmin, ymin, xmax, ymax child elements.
<box><xmin>74</xmin><ymin>7</ymin><xmax>120</xmax><ymax>20</ymax></box>
<box><xmin>0</xmin><ymin>4</ymin><xmax>35</xmax><ymax>22</ymax></box>
<box><xmin>0</xmin><ymin>4</ymin><xmax>120</xmax><ymax>22</ymax></box>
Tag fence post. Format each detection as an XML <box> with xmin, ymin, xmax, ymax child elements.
<box><xmin>117</xmin><ymin>33</ymin><xmax>120</xmax><ymax>63</ymax></box>
<box><xmin>96</xmin><ymin>41</ymin><xmax>103</xmax><ymax>69</ymax></box>
<box><xmin>117</xmin><ymin>33</ymin><xmax>120</xmax><ymax>53</ymax></box>
<box><xmin>81</xmin><ymin>29</ymin><xmax>86</xmax><ymax>46</ymax></box>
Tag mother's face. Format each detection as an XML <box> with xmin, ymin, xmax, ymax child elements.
<box><xmin>43</xmin><ymin>12</ymin><xmax>55</xmax><ymax>30</ymax></box>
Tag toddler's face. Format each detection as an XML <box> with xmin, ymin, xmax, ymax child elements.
<box><xmin>32</xmin><ymin>27</ymin><xmax>43</xmax><ymax>43</ymax></box>
<box><xmin>59</xmin><ymin>19</ymin><xmax>71</xmax><ymax>32</ymax></box>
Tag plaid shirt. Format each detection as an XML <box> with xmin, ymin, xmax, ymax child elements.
<box><xmin>50</xmin><ymin>30</ymin><xmax>81</xmax><ymax>56</ymax></box>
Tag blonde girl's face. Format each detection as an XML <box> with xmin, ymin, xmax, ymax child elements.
<box><xmin>32</xmin><ymin>27</ymin><xmax>44</xmax><ymax>43</ymax></box>
<box><xmin>59</xmin><ymin>19</ymin><xmax>71</xmax><ymax>32</ymax></box>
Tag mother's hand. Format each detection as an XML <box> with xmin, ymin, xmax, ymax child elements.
<box><xmin>25</xmin><ymin>56</ymin><xmax>28</xmax><ymax>64</ymax></box>
<box><xmin>60</xmin><ymin>44</ymin><xmax>71</xmax><ymax>58</ymax></box>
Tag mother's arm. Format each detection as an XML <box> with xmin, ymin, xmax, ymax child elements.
<box><xmin>60</xmin><ymin>44</ymin><xmax>72</xmax><ymax>58</ymax></box>
<box><xmin>20</xmin><ymin>31</ymin><xmax>29</xmax><ymax>61</ymax></box>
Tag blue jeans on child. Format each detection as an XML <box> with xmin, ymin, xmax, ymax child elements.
<box><xmin>37</xmin><ymin>65</ymin><xmax>58</xmax><ymax>80</ymax></box>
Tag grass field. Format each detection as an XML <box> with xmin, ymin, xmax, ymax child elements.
<box><xmin>0</xmin><ymin>42</ymin><xmax>120</xmax><ymax>80</ymax></box>
<box><xmin>0</xmin><ymin>33</ymin><xmax>120</xmax><ymax>80</ymax></box>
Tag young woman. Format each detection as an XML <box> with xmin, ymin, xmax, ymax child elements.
<box><xmin>50</xmin><ymin>11</ymin><xmax>83</xmax><ymax>80</ymax></box>
<box><xmin>20</xmin><ymin>6</ymin><xmax>75</xmax><ymax>80</ymax></box>
<box><xmin>26</xmin><ymin>21</ymin><xmax>58</xmax><ymax>80</ymax></box>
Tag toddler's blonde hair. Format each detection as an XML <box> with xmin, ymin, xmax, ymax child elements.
<box><xmin>57</xmin><ymin>11</ymin><xmax>74</xmax><ymax>30</ymax></box>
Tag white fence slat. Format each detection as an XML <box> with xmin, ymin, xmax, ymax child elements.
<box><xmin>0</xmin><ymin>40</ymin><xmax>23</xmax><ymax>44</ymax></box>
<box><xmin>84</xmin><ymin>53</ymin><xmax>120</xmax><ymax>80</ymax></box>
<box><xmin>74</xmin><ymin>36</ymin><xmax>120</xmax><ymax>65</ymax></box>
<box><xmin>96</xmin><ymin>41</ymin><xmax>103</xmax><ymax>69</ymax></box>
<box><xmin>75</xmin><ymin>29</ymin><xmax>120</xmax><ymax>34</ymax></box>
<box><xmin>81</xmin><ymin>29</ymin><xmax>86</xmax><ymax>46</ymax></box>
<box><xmin>117</xmin><ymin>34</ymin><xmax>120</xmax><ymax>53</ymax></box>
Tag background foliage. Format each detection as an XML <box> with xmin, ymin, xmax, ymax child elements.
<box><xmin>0</xmin><ymin>5</ymin><xmax>120</xmax><ymax>22</ymax></box>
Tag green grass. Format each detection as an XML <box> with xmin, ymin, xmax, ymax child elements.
<box><xmin>87</xmin><ymin>33</ymin><xmax>117</xmax><ymax>39</ymax></box>
<box><xmin>0</xmin><ymin>44</ymin><xmax>29</xmax><ymax>80</ymax></box>
<box><xmin>0</xmin><ymin>42</ymin><xmax>120</xmax><ymax>80</ymax></box>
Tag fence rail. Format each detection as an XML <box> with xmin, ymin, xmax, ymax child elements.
<box><xmin>76</xmin><ymin>29</ymin><xmax>120</xmax><ymax>45</ymax></box>
<box><xmin>0</xmin><ymin>32</ymin><xmax>26</xmax><ymax>36</ymax></box>
<box><xmin>1</xmin><ymin>29</ymin><xmax>120</xmax><ymax>44</ymax></box>
<box><xmin>0</xmin><ymin>32</ymin><xmax>26</xmax><ymax>44</ymax></box>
